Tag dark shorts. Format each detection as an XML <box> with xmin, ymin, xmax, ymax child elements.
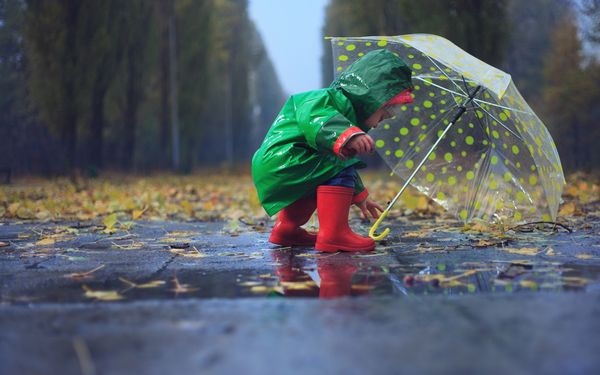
<box><xmin>323</xmin><ymin>166</ymin><xmax>356</xmax><ymax>189</ymax></box>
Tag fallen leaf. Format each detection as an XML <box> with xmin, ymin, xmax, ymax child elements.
<box><xmin>82</xmin><ymin>285</ymin><xmax>124</xmax><ymax>301</ymax></box>
<box><xmin>501</xmin><ymin>247</ymin><xmax>541</xmax><ymax>256</ymax></box>
<box><xmin>103</xmin><ymin>213</ymin><xmax>118</xmax><ymax>233</ymax></box>
<box><xmin>65</xmin><ymin>264</ymin><xmax>106</xmax><ymax>279</ymax></box>
<box><xmin>170</xmin><ymin>276</ymin><xmax>198</xmax><ymax>294</ymax></box>
<box><xmin>0</xmin><ymin>241</ymin><xmax>9</xmax><ymax>247</ymax></box>
<box><xmin>36</xmin><ymin>237</ymin><xmax>56</xmax><ymax>246</ymax></box>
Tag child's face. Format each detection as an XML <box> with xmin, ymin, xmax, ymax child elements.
<box><xmin>363</xmin><ymin>107</ymin><xmax>393</xmax><ymax>129</ymax></box>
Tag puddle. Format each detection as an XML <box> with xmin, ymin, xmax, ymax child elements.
<box><xmin>2</xmin><ymin>220</ymin><xmax>600</xmax><ymax>303</ymax></box>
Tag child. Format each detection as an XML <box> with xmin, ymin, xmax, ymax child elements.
<box><xmin>252</xmin><ymin>49</ymin><xmax>413</xmax><ymax>252</ymax></box>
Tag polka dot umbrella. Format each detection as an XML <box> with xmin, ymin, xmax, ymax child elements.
<box><xmin>329</xmin><ymin>34</ymin><xmax>565</xmax><ymax>240</ymax></box>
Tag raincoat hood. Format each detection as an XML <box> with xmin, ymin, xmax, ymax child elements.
<box><xmin>330</xmin><ymin>49</ymin><xmax>413</xmax><ymax>125</ymax></box>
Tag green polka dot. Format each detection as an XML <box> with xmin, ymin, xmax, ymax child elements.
<box><xmin>448</xmin><ymin>176</ymin><xmax>457</xmax><ymax>185</ymax></box>
<box><xmin>345</xmin><ymin>44</ymin><xmax>356</xmax><ymax>51</ymax></box>
<box><xmin>426</xmin><ymin>173</ymin><xmax>435</xmax><ymax>182</ymax></box>
<box><xmin>337</xmin><ymin>42</ymin><xmax>344</xmax><ymax>46</ymax></box>
<box><xmin>499</xmin><ymin>112</ymin><xmax>508</xmax><ymax>121</ymax></box>
<box><xmin>377</xmin><ymin>40</ymin><xmax>387</xmax><ymax>46</ymax></box>
<box><xmin>459</xmin><ymin>210</ymin><xmax>468</xmax><ymax>220</ymax></box>
<box><xmin>531</xmin><ymin>165</ymin><xmax>536</xmax><ymax>171</ymax></box>
<box><xmin>394</xmin><ymin>137</ymin><xmax>400</xmax><ymax>142</ymax></box>
<box><xmin>395</xmin><ymin>149</ymin><xmax>404</xmax><ymax>158</ymax></box>
<box><xmin>437</xmin><ymin>192</ymin><xmax>446</xmax><ymax>200</ymax></box>
<box><xmin>429</xmin><ymin>152</ymin><xmax>436</xmax><ymax>161</ymax></box>
<box><xmin>457</xmin><ymin>128</ymin><xmax>464</xmax><ymax>134</ymax></box>
<box><xmin>408</xmin><ymin>54</ymin><xmax>415</xmax><ymax>58</ymax></box>
<box><xmin>466</xmin><ymin>171</ymin><xmax>475</xmax><ymax>180</ymax></box>
<box><xmin>504</xmin><ymin>172</ymin><xmax>512</xmax><ymax>182</ymax></box>
<box><xmin>489</xmin><ymin>179</ymin><xmax>497</xmax><ymax>189</ymax></box>
<box><xmin>365</xmin><ymin>42</ymin><xmax>372</xmax><ymax>46</ymax></box>
<box><xmin>492</xmin><ymin>130</ymin><xmax>500</xmax><ymax>139</ymax></box>
<box><xmin>465</xmin><ymin>136</ymin><xmax>474</xmax><ymax>145</ymax></box>
<box><xmin>400</xmin><ymin>127</ymin><xmax>409</xmax><ymax>136</ymax></box>
<box><xmin>496</xmin><ymin>201</ymin><xmax>504</xmax><ymax>210</ymax></box>
<box><xmin>410</xmin><ymin>118</ymin><xmax>420</xmax><ymax>126</ymax></box>
<box><xmin>383</xmin><ymin>123</ymin><xmax>390</xmax><ymax>129</ymax></box>
<box><xmin>461</xmin><ymin>151</ymin><xmax>467</xmax><ymax>157</ymax></box>
<box><xmin>430</xmin><ymin>114</ymin><xmax>437</xmax><ymax>120</ymax></box>
<box><xmin>444</xmin><ymin>152</ymin><xmax>453</xmax><ymax>162</ymax></box>
<box><xmin>529</xmin><ymin>175</ymin><xmax>538</xmax><ymax>185</ymax></box>
<box><xmin>358</xmin><ymin>52</ymin><xmax>364</xmax><ymax>57</ymax></box>
<box><xmin>423</xmin><ymin>100</ymin><xmax>433</xmax><ymax>108</ymax></box>
<box><xmin>491</xmin><ymin>155</ymin><xmax>499</xmax><ymax>165</ymax></box>
<box><xmin>476</xmin><ymin>110</ymin><xmax>484</xmax><ymax>119</ymax></box>
<box><xmin>375</xmin><ymin>140</ymin><xmax>385</xmax><ymax>148</ymax></box>
<box><xmin>412</xmin><ymin>63</ymin><xmax>422</xmax><ymax>70</ymax></box>
<box><xmin>405</xmin><ymin>160</ymin><xmax>414</xmax><ymax>169</ymax></box>
<box><xmin>385</xmin><ymin>150</ymin><xmax>391</xmax><ymax>155</ymax></box>
<box><xmin>514</xmin><ymin>211</ymin><xmax>522</xmax><ymax>221</ymax></box>
<box><xmin>511</xmin><ymin>145</ymin><xmax>519</xmax><ymax>155</ymax></box>
<box><xmin>457</xmin><ymin>166</ymin><xmax>463</xmax><ymax>172</ymax></box>
<box><xmin>428</xmin><ymin>92</ymin><xmax>435</xmax><ymax>97</ymax></box>
<box><xmin>336</xmin><ymin>66</ymin><xmax>342</xmax><ymax>71</ymax></box>
<box><xmin>338</xmin><ymin>55</ymin><xmax>348</xmax><ymax>61</ymax></box>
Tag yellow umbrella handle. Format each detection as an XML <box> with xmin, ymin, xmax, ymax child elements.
<box><xmin>369</xmin><ymin>208</ymin><xmax>391</xmax><ymax>240</ymax></box>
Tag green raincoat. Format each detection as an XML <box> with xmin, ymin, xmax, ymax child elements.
<box><xmin>252</xmin><ymin>49</ymin><xmax>413</xmax><ymax>216</ymax></box>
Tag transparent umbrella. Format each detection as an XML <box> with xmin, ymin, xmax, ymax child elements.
<box><xmin>330</xmin><ymin>34</ymin><xmax>565</xmax><ymax>240</ymax></box>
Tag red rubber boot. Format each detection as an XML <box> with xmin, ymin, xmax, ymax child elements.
<box><xmin>269</xmin><ymin>195</ymin><xmax>317</xmax><ymax>246</ymax></box>
<box><xmin>315</xmin><ymin>186</ymin><xmax>375</xmax><ymax>252</ymax></box>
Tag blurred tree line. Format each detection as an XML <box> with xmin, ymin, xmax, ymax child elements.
<box><xmin>0</xmin><ymin>0</ymin><xmax>285</xmax><ymax>175</ymax></box>
<box><xmin>322</xmin><ymin>0</ymin><xmax>600</xmax><ymax>173</ymax></box>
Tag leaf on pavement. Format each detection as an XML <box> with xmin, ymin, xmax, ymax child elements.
<box><xmin>82</xmin><ymin>285</ymin><xmax>124</xmax><ymax>301</ymax></box>
<box><xmin>65</xmin><ymin>264</ymin><xmax>106</xmax><ymax>279</ymax></box>
<box><xmin>102</xmin><ymin>213</ymin><xmax>118</xmax><ymax>233</ymax></box>
<box><xmin>501</xmin><ymin>247</ymin><xmax>541</xmax><ymax>256</ymax></box>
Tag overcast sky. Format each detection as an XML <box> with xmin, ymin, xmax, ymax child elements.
<box><xmin>248</xmin><ymin>0</ymin><xmax>329</xmax><ymax>95</ymax></box>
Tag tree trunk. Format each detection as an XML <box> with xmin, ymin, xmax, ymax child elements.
<box><xmin>168</xmin><ymin>12</ymin><xmax>180</xmax><ymax>170</ymax></box>
<box><xmin>158</xmin><ymin>0</ymin><xmax>172</xmax><ymax>168</ymax></box>
<box><xmin>89</xmin><ymin>81</ymin><xmax>106</xmax><ymax>171</ymax></box>
<box><xmin>123</xmin><ymin>46</ymin><xmax>139</xmax><ymax>170</ymax></box>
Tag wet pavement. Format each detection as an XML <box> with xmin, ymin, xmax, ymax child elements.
<box><xmin>1</xmin><ymin>214</ymin><xmax>600</xmax><ymax>374</ymax></box>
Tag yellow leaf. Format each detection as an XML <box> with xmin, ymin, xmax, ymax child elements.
<box><xmin>0</xmin><ymin>241</ymin><xmax>9</xmax><ymax>247</ymax></box>
<box><xmin>502</xmin><ymin>247</ymin><xmax>541</xmax><ymax>256</ymax></box>
<box><xmin>36</xmin><ymin>237</ymin><xmax>56</xmax><ymax>246</ymax></box>
<box><xmin>132</xmin><ymin>207</ymin><xmax>147</xmax><ymax>220</ymax></box>
<box><xmin>83</xmin><ymin>285</ymin><xmax>124</xmax><ymax>301</ymax></box>
<box><xmin>103</xmin><ymin>213</ymin><xmax>118</xmax><ymax>231</ymax></box>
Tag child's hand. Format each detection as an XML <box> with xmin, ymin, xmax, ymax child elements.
<box><xmin>355</xmin><ymin>198</ymin><xmax>384</xmax><ymax>220</ymax></box>
<box><xmin>344</xmin><ymin>134</ymin><xmax>374</xmax><ymax>156</ymax></box>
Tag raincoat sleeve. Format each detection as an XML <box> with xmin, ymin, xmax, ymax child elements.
<box><xmin>294</xmin><ymin>94</ymin><xmax>365</xmax><ymax>158</ymax></box>
<box><xmin>352</xmin><ymin>172</ymin><xmax>369</xmax><ymax>203</ymax></box>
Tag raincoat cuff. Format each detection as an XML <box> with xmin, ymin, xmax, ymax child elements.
<box><xmin>333</xmin><ymin>126</ymin><xmax>365</xmax><ymax>158</ymax></box>
<box><xmin>352</xmin><ymin>188</ymin><xmax>369</xmax><ymax>204</ymax></box>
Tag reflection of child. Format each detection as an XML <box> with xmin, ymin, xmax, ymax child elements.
<box><xmin>252</xmin><ymin>49</ymin><xmax>413</xmax><ymax>252</ymax></box>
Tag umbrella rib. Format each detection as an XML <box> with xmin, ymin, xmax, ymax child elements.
<box><xmin>472</xmin><ymin>101</ymin><xmax>525</xmax><ymax>143</ymax></box>
<box><xmin>473</xmin><ymin>99</ymin><xmax>531</xmax><ymax>115</ymax></box>
<box><xmin>422</xmin><ymin>55</ymin><xmax>468</xmax><ymax>96</ymax></box>
<box><xmin>414</xmin><ymin>77</ymin><xmax>467</xmax><ymax>98</ymax></box>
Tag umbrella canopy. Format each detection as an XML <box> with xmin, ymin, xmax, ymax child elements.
<box><xmin>330</xmin><ymin>34</ymin><xmax>565</xmax><ymax>224</ymax></box>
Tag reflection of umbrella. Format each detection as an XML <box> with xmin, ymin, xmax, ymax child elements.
<box><xmin>330</xmin><ymin>34</ymin><xmax>565</xmax><ymax>240</ymax></box>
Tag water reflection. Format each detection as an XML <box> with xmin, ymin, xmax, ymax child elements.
<box><xmin>264</xmin><ymin>248</ymin><xmax>600</xmax><ymax>298</ymax></box>
<box><xmin>271</xmin><ymin>249</ymin><xmax>371</xmax><ymax>298</ymax></box>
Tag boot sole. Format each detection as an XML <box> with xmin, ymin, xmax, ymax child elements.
<box><xmin>315</xmin><ymin>241</ymin><xmax>375</xmax><ymax>252</ymax></box>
